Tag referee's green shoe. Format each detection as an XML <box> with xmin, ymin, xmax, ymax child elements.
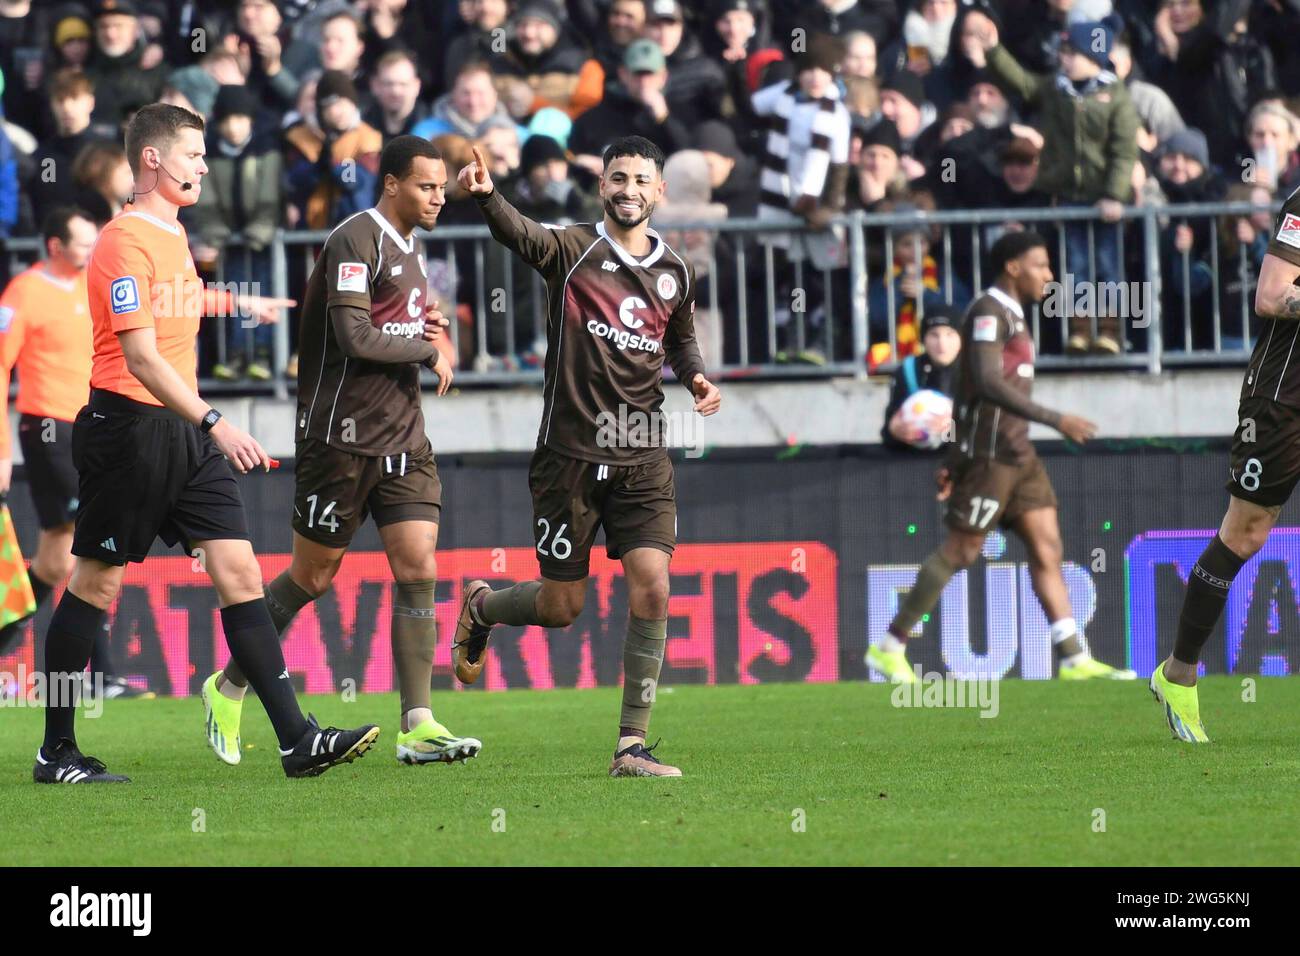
<box><xmin>1149</xmin><ymin>661</ymin><xmax>1210</xmax><ymax>743</ymax></box>
<box><xmin>201</xmin><ymin>671</ymin><xmax>244</xmax><ymax>765</ymax></box>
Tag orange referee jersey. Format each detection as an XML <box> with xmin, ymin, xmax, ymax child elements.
<box><xmin>0</xmin><ymin>264</ymin><xmax>93</xmax><ymax>457</ymax></box>
<box><xmin>86</xmin><ymin>208</ymin><xmax>201</xmax><ymax>405</ymax></box>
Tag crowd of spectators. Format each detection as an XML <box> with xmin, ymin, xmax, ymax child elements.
<box><xmin>1</xmin><ymin>0</ymin><xmax>1299</xmax><ymax>378</ymax></box>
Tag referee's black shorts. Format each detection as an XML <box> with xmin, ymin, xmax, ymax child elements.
<box><xmin>18</xmin><ymin>413</ymin><xmax>79</xmax><ymax>529</ymax></box>
<box><xmin>71</xmin><ymin>388</ymin><xmax>250</xmax><ymax>566</ymax></box>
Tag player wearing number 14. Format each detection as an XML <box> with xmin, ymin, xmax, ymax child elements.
<box><xmin>201</xmin><ymin>137</ymin><xmax>481</xmax><ymax>767</ymax></box>
<box><xmin>867</xmin><ymin>232</ymin><xmax>1135</xmax><ymax>685</ymax></box>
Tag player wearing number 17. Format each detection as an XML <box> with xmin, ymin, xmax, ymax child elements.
<box><xmin>868</xmin><ymin>232</ymin><xmax>1135</xmax><ymax>685</ymax></box>
<box><xmin>457</xmin><ymin>136</ymin><xmax>722</xmax><ymax>777</ymax></box>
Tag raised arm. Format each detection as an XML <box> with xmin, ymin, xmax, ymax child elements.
<box><xmin>461</xmin><ymin>145</ymin><xmax>560</xmax><ymax>272</ymax></box>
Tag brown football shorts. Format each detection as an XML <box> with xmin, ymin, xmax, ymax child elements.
<box><xmin>292</xmin><ymin>437</ymin><xmax>442</xmax><ymax>547</ymax></box>
<box><xmin>528</xmin><ymin>445</ymin><xmax>677</xmax><ymax>581</ymax></box>
<box><xmin>945</xmin><ymin>454</ymin><xmax>1059</xmax><ymax>533</ymax></box>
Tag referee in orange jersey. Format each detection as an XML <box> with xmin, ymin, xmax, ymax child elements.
<box><xmin>34</xmin><ymin>104</ymin><xmax>380</xmax><ymax>784</ymax></box>
<box><xmin>0</xmin><ymin>208</ymin><xmax>149</xmax><ymax>698</ymax></box>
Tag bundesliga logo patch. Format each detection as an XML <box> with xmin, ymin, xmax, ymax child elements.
<box><xmin>972</xmin><ymin>315</ymin><xmax>999</xmax><ymax>342</ymax></box>
<box><xmin>1276</xmin><ymin>213</ymin><xmax>1300</xmax><ymax>250</ymax></box>
<box><xmin>110</xmin><ymin>276</ymin><xmax>140</xmax><ymax>314</ymax></box>
<box><xmin>337</xmin><ymin>262</ymin><xmax>368</xmax><ymax>293</ymax></box>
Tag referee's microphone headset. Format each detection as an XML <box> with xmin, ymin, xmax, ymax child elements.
<box><xmin>127</xmin><ymin>156</ymin><xmax>192</xmax><ymax>202</ymax></box>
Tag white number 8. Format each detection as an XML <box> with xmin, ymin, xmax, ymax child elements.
<box><xmin>536</xmin><ymin>517</ymin><xmax>572</xmax><ymax>559</ymax></box>
<box><xmin>1240</xmin><ymin>457</ymin><xmax>1264</xmax><ymax>492</ymax></box>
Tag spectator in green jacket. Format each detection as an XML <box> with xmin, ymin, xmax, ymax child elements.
<box><xmin>964</xmin><ymin>10</ymin><xmax>1138</xmax><ymax>355</ymax></box>
<box><xmin>190</xmin><ymin>84</ymin><xmax>284</xmax><ymax>382</ymax></box>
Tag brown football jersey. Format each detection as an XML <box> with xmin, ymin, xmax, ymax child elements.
<box><xmin>476</xmin><ymin>189</ymin><xmax>705</xmax><ymax>465</ymax></box>
<box><xmin>296</xmin><ymin>208</ymin><xmax>435</xmax><ymax>456</ymax></box>
<box><xmin>1242</xmin><ymin>184</ymin><xmax>1300</xmax><ymax>408</ymax></box>
<box><xmin>952</xmin><ymin>286</ymin><xmax>1059</xmax><ymax>464</ymax></box>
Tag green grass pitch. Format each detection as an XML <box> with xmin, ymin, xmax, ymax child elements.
<box><xmin>2</xmin><ymin>678</ymin><xmax>1299</xmax><ymax>865</ymax></box>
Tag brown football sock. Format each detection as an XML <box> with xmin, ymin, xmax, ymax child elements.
<box><xmin>888</xmin><ymin>550</ymin><xmax>958</xmax><ymax>639</ymax></box>
<box><xmin>392</xmin><ymin>579</ymin><xmax>439</xmax><ymax>718</ymax></box>
<box><xmin>619</xmin><ymin>616</ymin><xmax>666</xmax><ymax>737</ymax></box>
<box><xmin>480</xmin><ymin>580</ymin><xmax>543</xmax><ymax>626</ymax></box>
<box><xmin>223</xmin><ymin>572</ymin><xmax>316</xmax><ymax>688</ymax></box>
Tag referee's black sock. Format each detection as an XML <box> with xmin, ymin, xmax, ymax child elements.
<box><xmin>221</xmin><ymin>573</ymin><xmax>316</xmax><ymax>688</ymax></box>
<box><xmin>90</xmin><ymin>620</ymin><xmax>115</xmax><ymax>678</ymax></box>
<box><xmin>1173</xmin><ymin>534</ymin><xmax>1247</xmax><ymax>666</ymax></box>
<box><xmin>42</xmin><ymin>591</ymin><xmax>106</xmax><ymax>752</ymax></box>
<box><xmin>220</xmin><ymin>598</ymin><xmax>309</xmax><ymax>749</ymax></box>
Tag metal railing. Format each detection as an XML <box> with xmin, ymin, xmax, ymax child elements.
<box><xmin>2</xmin><ymin>199</ymin><xmax>1277</xmax><ymax>393</ymax></box>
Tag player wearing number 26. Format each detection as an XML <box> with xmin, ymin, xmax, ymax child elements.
<box><xmin>867</xmin><ymin>231</ymin><xmax>1135</xmax><ymax>686</ymax></box>
<box><xmin>456</xmin><ymin>135</ymin><xmax>722</xmax><ymax>778</ymax></box>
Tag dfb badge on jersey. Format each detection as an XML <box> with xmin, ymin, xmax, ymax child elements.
<box><xmin>337</xmin><ymin>262</ymin><xmax>368</xmax><ymax>293</ymax></box>
<box><xmin>110</xmin><ymin>276</ymin><xmax>140</xmax><ymax>314</ymax></box>
<box><xmin>1277</xmin><ymin>213</ymin><xmax>1300</xmax><ymax>250</ymax></box>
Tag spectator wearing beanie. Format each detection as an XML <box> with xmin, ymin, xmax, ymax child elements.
<box><xmin>754</xmin><ymin>33</ymin><xmax>851</xmax><ymax>238</ymax></box>
<box><xmin>1154</xmin><ymin>126</ymin><xmax>1227</xmax><ymax>353</ymax></box>
<box><xmin>966</xmin><ymin>10</ymin><xmax>1137</xmax><ymax>355</ymax></box>
<box><xmin>284</xmin><ymin>69</ymin><xmax>381</xmax><ymax>229</ymax></box>
<box><xmin>696</xmin><ymin>119</ymin><xmax>761</xmax><ymax>218</ymax></box>
<box><xmin>705</xmin><ymin>0</ymin><xmax>779</xmax><ymax>142</ymax></box>
<box><xmin>848</xmin><ymin>117</ymin><xmax>906</xmax><ymax>212</ymax></box>
<box><xmin>755</xmin><ymin>32</ymin><xmax>853</xmax><ymax>360</ymax></box>
<box><xmin>644</xmin><ymin>0</ymin><xmax>732</xmax><ymax>129</ymax></box>
<box><xmin>191</xmin><ymin>84</ymin><xmax>284</xmax><ymax>382</ymax></box>
<box><xmin>490</xmin><ymin>0</ymin><xmax>604</xmax><ymax>122</ymax></box>
<box><xmin>85</xmin><ymin>0</ymin><xmax>166</xmax><ymax>131</ymax></box>
<box><xmin>48</xmin><ymin>13</ymin><xmax>95</xmax><ymax>74</ymax></box>
<box><xmin>878</xmin><ymin>70</ymin><xmax>934</xmax><ymax>179</ymax></box>
<box><xmin>569</xmin><ymin>40</ymin><xmax>693</xmax><ymax>168</ymax></box>
<box><xmin>881</xmin><ymin>303</ymin><xmax>962</xmax><ymax>451</ymax></box>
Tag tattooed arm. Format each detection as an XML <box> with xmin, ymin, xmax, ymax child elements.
<box><xmin>1255</xmin><ymin>253</ymin><xmax>1300</xmax><ymax>320</ymax></box>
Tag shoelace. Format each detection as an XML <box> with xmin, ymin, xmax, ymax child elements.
<box><xmin>81</xmin><ymin>755</ymin><xmax>108</xmax><ymax>775</ymax></box>
<box><xmin>630</xmin><ymin>738</ymin><xmax>664</xmax><ymax>763</ymax></box>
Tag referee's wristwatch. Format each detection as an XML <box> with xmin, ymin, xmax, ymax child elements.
<box><xmin>200</xmin><ymin>408</ymin><xmax>223</xmax><ymax>433</ymax></box>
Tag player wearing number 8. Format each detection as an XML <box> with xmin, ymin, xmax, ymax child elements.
<box><xmin>204</xmin><ymin>136</ymin><xmax>482</xmax><ymax>767</ymax></box>
<box><xmin>1151</xmin><ymin>183</ymin><xmax>1300</xmax><ymax>742</ymax></box>
<box><xmin>867</xmin><ymin>232</ymin><xmax>1135</xmax><ymax>686</ymax></box>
